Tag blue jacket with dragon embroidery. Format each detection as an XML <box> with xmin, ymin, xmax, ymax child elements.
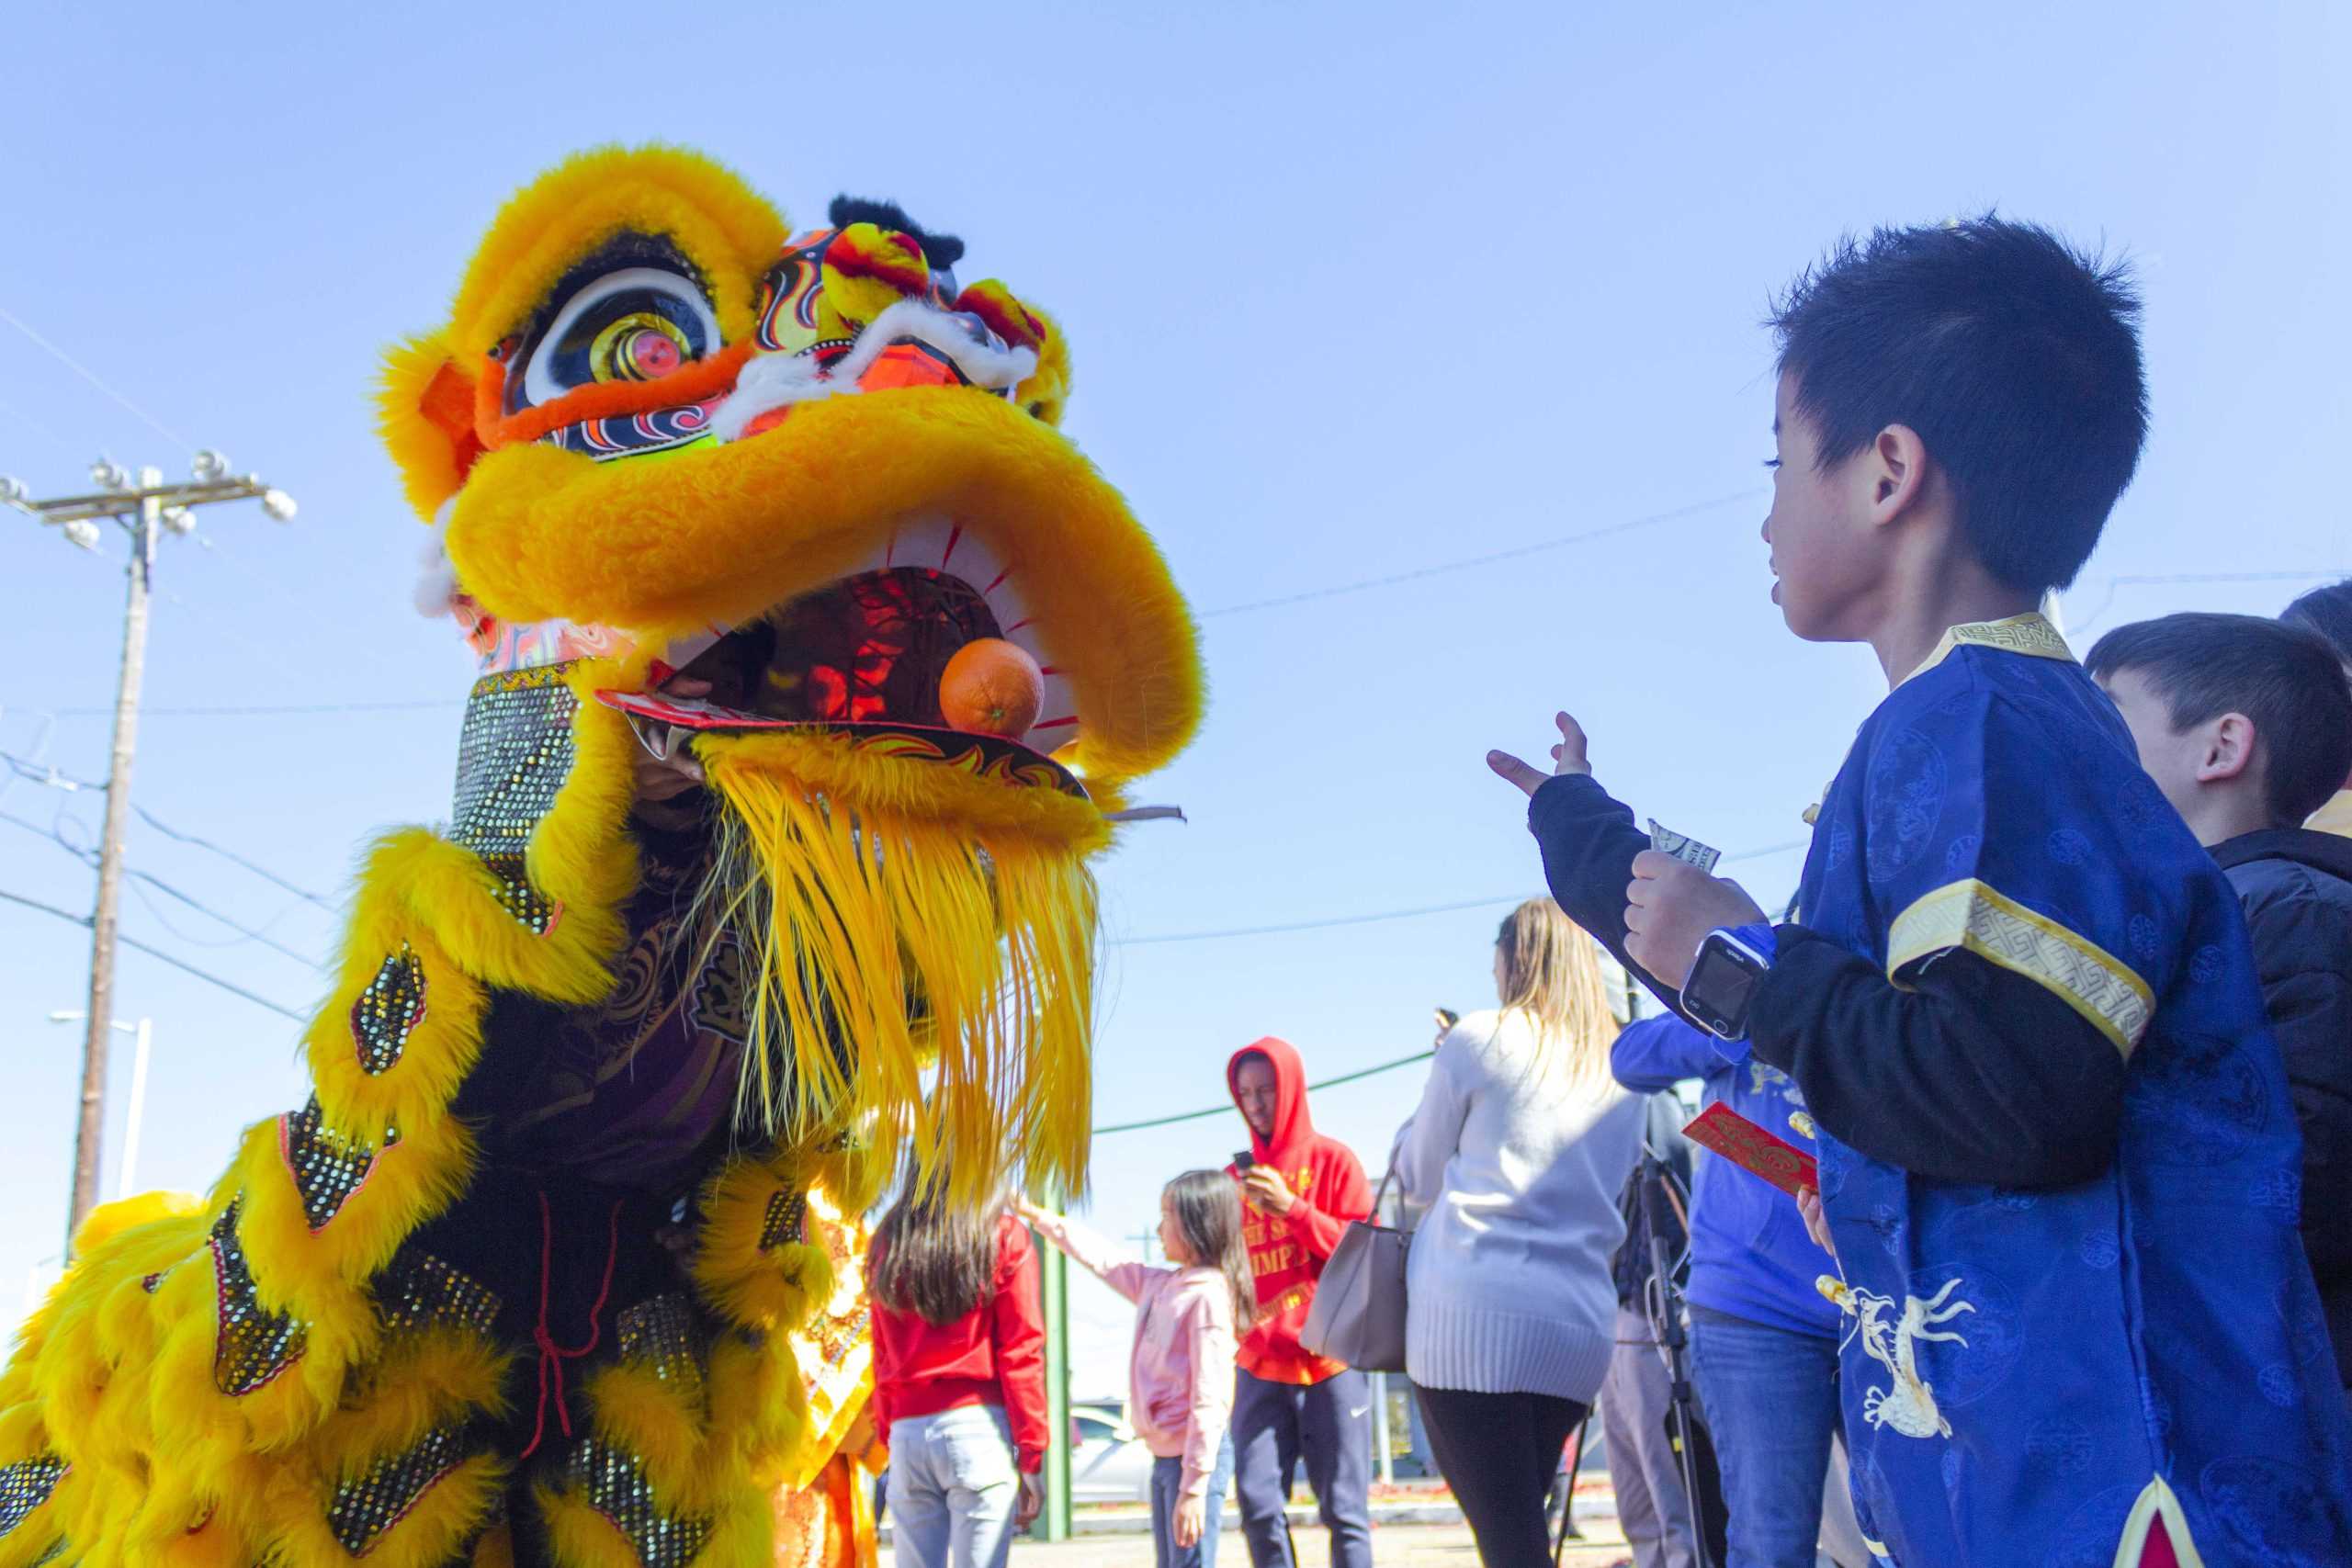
<box><xmin>1763</xmin><ymin>617</ymin><xmax>2352</xmax><ymax>1567</ymax></box>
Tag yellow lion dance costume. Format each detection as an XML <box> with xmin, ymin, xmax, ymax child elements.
<box><xmin>0</xmin><ymin>147</ymin><xmax>1200</xmax><ymax>1568</ymax></box>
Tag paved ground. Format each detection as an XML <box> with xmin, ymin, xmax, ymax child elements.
<box><xmin>881</xmin><ymin>1486</ymin><xmax>1641</xmax><ymax>1567</ymax></box>
<box><xmin>885</xmin><ymin>1518</ymin><xmax>1638</xmax><ymax>1566</ymax></box>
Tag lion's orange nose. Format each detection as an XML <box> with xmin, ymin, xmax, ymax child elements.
<box><xmin>939</xmin><ymin>638</ymin><xmax>1045</xmax><ymax>739</ymax></box>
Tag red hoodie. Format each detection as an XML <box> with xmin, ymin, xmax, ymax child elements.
<box><xmin>1224</xmin><ymin>1037</ymin><xmax>1374</xmax><ymax>1385</ymax></box>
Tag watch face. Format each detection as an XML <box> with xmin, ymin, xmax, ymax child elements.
<box><xmin>1684</xmin><ymin>936</ymin><xmax>1767</xmax><ymax>1038</ymax></box>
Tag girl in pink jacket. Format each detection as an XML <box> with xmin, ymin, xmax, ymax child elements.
<box><xmin>1018</xmin><ymin>1172</ymin><xmax>1254</xmax><ymax>1568</ymax></box>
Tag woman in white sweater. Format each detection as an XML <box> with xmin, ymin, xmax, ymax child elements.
<box><xmin>1392</xmin><ymin>897</ymin><xmax>1643</xmax><ymax>1567</ymax></box>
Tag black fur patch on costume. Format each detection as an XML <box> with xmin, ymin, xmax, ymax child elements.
<box><xmin>827</xmin><ymin>196</ymin><xmax>966</xmax><ymax>270</ymax></box>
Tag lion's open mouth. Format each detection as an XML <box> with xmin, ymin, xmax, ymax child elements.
<box><xmin>598</xmin><ymin>516</ymin><xmax>1090</xmax><ymax>793</ymax></box>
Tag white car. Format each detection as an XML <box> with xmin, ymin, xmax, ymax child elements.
<box><xmin>1068</xmin><ymin>1402</ymin><xmax>1156</xmax><ymax>1503</ymax></box>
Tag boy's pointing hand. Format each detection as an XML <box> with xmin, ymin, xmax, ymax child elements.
<box><xmin>1487</xmin><ymin>711</ymin><xmax>1593</xmax><ymax>796</ymax></box>
<box><xmin>1625</xmin><ymin>851</ymin><xmax>1769</xmax><ymax>989</ymax></box>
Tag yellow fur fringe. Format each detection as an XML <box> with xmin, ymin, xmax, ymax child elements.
<box><xmin>443</xmin><ymin>384</ymin><xmax>1203</xmax><ymax>796</ymax></box>
<box><xmin>690</xmin><ymin>1156</ymin><xmax>835</xmax><ymax>1335</ymax></box>
<box><xmin>697</xmin><ymin>735</ymin><xmax>1100</xmax><ymax>1202</ymax></box>
<box><xmin>448</xmin><ymin>145</ymin><xmax>784</xmax><ymax>373</ymax></box>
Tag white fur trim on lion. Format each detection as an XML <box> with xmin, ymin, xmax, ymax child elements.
<box><xmin>707</xmin><ymin>351</ymin><xmax>837</xmax><ymax>444</ymax></box>
<box><xmin>413</xmin><ymin>495</ymin><xmax>461</xmax><ymax>617</ymax></box>
<box><xmin>826</xmin><ymin>300</ymin><xmax>1038</xmax><ymax>394</ymax></box>
<box><xmin>711</xmin><ymin>303</ymin><xmax>1040</xmax><ymax>445</ymax></box>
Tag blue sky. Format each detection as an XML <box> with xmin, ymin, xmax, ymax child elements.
<box><xmin>1</xmin><ymin>2</ymin><xmax>2344</xmax><ymax>1391</ymax></box>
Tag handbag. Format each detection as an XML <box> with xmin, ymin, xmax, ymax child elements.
<box><xmin>1296</xmin><ymin>1169</ymin><xmax>1410</xmax><ymax>1373</ymax></box>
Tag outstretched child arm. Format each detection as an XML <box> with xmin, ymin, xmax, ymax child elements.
<box><xmin>1490</xmin><ymin>714</ymin><xmax>1702</xmax><ymax>1023</ymax></box>
<box><xmin>1499</xmin><ymin>702</ymin><xmax>2132</xmax><ymax>1190</ymax></box>
<box><xmin>1611</xmin><ymin>1013</ymin><xmax>1729</xmax><ymax>1093</ymax></box>
<box><xmin>1013</xmin><ymin>1198</ymin><xmax>1160</xmax><ymax>1305</ymax></box>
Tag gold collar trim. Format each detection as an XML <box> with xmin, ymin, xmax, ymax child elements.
<box><xmin>1897</xmin><ymin>612</ymin><xmax>2075</xmax><ymax>687</ymax></box>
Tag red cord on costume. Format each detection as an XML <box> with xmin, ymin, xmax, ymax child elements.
<box><xmin>518</xmin><ymin>1189</ymin><xmax>623</xmax><ymax>1460</ymax></box>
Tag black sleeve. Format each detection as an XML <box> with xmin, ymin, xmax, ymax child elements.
<box><xmin>1525</xmin><ymin>773</ymin><xmax>1695</xmax><ymax>1022</ymax></box>
<box><xmin>1747</xmin><ymin>925</ymin><xmax>2126</xmax><ymax>1188</ymax></box>
<box><xmin>2243</xmin><ymin>894</ymin><xmax>2352</xmax><ymax>1282</ymax></box>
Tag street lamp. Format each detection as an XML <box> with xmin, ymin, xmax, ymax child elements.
<box><xmin>8</xmin><ymin>454</ymin><xmax>297</xmax><ymax>1252</ymax></box>
<box><xmin>48</xmin><ymin>1011</ymin><xmax>153</xmax><ymax>1201</ymax></box>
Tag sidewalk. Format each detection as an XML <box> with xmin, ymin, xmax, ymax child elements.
<box><xmin>883</xmin><ymin>1480</ymin><xmax>1641</xmax><ymax>1566</ymax></box>
<box><xmin>886</xmin><ymin>1518</ymin><xmax>1639</xmax><ymax>1566</ymax></box>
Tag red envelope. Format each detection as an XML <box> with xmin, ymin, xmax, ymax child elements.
<box><xmin>1682</xmin><ymin>1101</ymin><xmax>1819</xmax><ymax>1199</ymax></box>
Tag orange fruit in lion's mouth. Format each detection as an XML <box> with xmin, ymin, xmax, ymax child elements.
<box><xmin>938</xmin><ymin>638</ymin><xmax>1045</xmax><ymax>739</ymax></box>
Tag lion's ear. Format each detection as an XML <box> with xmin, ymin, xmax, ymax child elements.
<box><xmin>379</xmin><ymin>333</ymin><xmax>483</xmax><ymax>521</ymax></box>
<box><xmin>955</xmin><ymin>282</ymin><xmax>1071</xmax><ymax>427</ymax></box>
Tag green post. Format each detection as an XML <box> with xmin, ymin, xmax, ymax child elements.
<box><xmin>1038</xmin><ymin>1228</ymin><xmax>1075</xmax><ymax>1542</ymax></box>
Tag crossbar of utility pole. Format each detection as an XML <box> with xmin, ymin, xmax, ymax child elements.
<box><xmin>5</xmin><ymin>452</ymin><xmax>298</xmax><ymax>1256</ymax></box>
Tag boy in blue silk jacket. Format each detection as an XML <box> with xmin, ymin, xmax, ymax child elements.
<box><xmin>1493</xmin><ymin>220</ymin><xmax>2351</xmax><ymax>1567</ymax></box>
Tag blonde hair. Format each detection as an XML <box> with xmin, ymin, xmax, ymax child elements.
<box><xmin>1495</xmin><ymin>898</ymin><xmax>1619</xmax><ymax>1088</ymax></box>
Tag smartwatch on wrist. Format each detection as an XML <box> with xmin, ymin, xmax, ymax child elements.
<box><xmin>1680</xmin><ymin>923</ymin><xmax>1776</xmax><ymax>1041</ymax></box>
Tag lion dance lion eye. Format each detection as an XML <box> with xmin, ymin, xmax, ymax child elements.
<box><xmin>591</xmin><ymin>313</ymin><xmax>689</xmax><ymax>382</ymax></box>
<box><xmin>513</xmin><ymin>264</ymin><xmax>719</xmax><ymax>412</ymax></box>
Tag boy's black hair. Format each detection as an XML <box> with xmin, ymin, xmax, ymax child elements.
<box><xmin>2282</xmin><ymin>577</ymin><xmax>2352</xmax><ymax>664</ymax></box>
<box><xmin>1770</xmin><ymin>217</ymin><xmax>2147</xmax><ymax>594</ymax></box>
<box><xmin>2085</xmin><ymin>612</ymin><xmax>2352</xmax><ymax>828</ymax></box>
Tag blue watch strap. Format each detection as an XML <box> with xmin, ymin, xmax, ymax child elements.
<box><xmin>1729</xmin><ymin>921</ymin><xmax>1778</xmax><ymax>964</ymax></box>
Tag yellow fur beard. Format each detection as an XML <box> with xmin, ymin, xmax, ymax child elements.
<box><xmin>695</xmin><ymin>730</ymin><xmax>1105</xmax><ymax>1204</ymax></box>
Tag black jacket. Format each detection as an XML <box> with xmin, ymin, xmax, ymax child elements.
<box><xmin>2211</xmin><ymin>828</ymin><xmax>2352</xmax><ymax>1384</ymax></box>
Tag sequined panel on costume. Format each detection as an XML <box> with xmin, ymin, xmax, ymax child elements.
<box><xmin>758</xmin><ymin>1186</ymin><xmax>808</xmax><ymax>1252</ymax></box>
<box><xmin>278</xmin><ymin>1097</ymin><xmax>386</xmax><ymax>1230</ymax></box>
<box><xmin>567</xmin><ymin>1439</ymin><xmax>714</xmax><ymax>1568</ymax></box>
<box><xmin>450</xmin><ymin>667</ymin><xmax>580</xmax><ymax>859</ymax></box>
<box><xmin>209</xmin><ymin>1205</ymin><xmax>307</xmax><ymax>1396</ymax></box>
<box><xmin>0</xmin><ymin>1456</ymin><xmax>66</xmax><ymax>1538</ymax></box>
<box><xmin>352</xmin><ymin>944</ymin><xmax>428</xmax><ymax>1075</ymax></box>
<box><xmin>482</xmin><ymin>857</ymin><xmax>564</xmax><ymax>936</ymax></box>
<box><xmin>616</xmin><ymin>1293</ymin><xmax>706</xmax><ymax>1405</ymax></box>
<box><xmin>326</xmin><ymin>1425</ymin><xmax>466</xmax><ymax>1556</ymax></box>
<box><xmin>376</xmin><ymin>1250</ymin><xmax>501</xmax><ymax>1337</ymax></box>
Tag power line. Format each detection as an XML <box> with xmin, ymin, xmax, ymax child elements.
<box><xmin>42</xmin><ymin>697</ymin><xmax>462</xmax><ymax>718</ymax></box>
<box><xmin>125</xmin><ymin>874</ymin><xmax>324</xmax><ymax>968</ymax></box>
<box><xmin>7</xmin><ymin>553</ymin><xmax>2340</xmax><ymax>721</ymax></box>
<box><xmin>2063</xmin><ymin>569</ymin><xmax>2348</xmax><ymax>637</ymax></box>
<box><xmin>1094</xmin><ymin>1048</ymin><xmax>1436</xmax><ymax>1136</ymax></box>
<box><xmin>1198</xmin><ymin>491</ymin><xmax>1761</xmax><ymax>618</ymax></box>
<box><xmin>0</xmin><ymin>303</ymin><xmax>194</xmax><ymax>455</ymax></box>
<box><xmin>1109</xmin><ymin>838</ymin><xmax>1814</xmax><ymax>946</ymax></box>
<box><xmin>131</xmin><ymin>807</ymin><xmax>335</xmax><ymax>908</ymax></box>
<box><xmin>0</xmin><ymin>750</ymin><xmax>335</xmax><ymax>907</ymax></box>
<box><xmin>0</xmin><ymin>886</ymin><xmax>304</xmax><ymax>1021</ymax></box>
<box><xmin>2</xmin><ymin>788</ymin><xmax>329</xmax><ymax>968</ymax></box>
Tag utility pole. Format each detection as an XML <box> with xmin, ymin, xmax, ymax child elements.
<box><xmin>49</xmin><ymin>1012</ymin><xmax>153</xmax><ymax>1201</ymax></box>
<box><xmin>5</xmin><ymin>454</ymin><xmax>296</xmax><ymax>1254</ymax></box>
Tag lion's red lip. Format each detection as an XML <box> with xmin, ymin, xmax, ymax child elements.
<box><xmin>599</xmin><ymin>691</ymin><xmax>1088</xmax><ymax>797</ymax></box>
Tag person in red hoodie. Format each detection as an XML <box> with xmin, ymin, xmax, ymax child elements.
<box><xmin>1224</xmin><ymin>1038</ymin><xmax>1375</xmax><ymax>1568</ymax></box>
<box><xmin>869</xmin><ymin>1190</ymin><xmax>1050</xmax><ymax>1568</ymax></box>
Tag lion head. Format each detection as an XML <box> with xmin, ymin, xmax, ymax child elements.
<box><xmin>378</xmin><ymin>146</ymin><xmax>1201</xmax><ymax>1197</ymax></box>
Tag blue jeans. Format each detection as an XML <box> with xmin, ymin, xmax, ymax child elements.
<box><xmin>1150</xmin><ymin>1433</ymin><xmax>1235</xmax><ymax>1568</ymax></box>
<box><xmin>888</xmin><ymin>1404</ymin><xmax>1022</xmax><ymax>1568</ymax></box>
<box><xmin>1231</xmin><ymin>1368</ymin><xmax>1373</xmax><ymax>1568</ymax></box>
<box><xmin>1686</xmin><ymin>1306</ymin><xmax>1841</xmax><ymax>1568</ymax></box>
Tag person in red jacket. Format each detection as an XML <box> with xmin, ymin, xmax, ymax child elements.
<box><xmin>869</xmin><ymin>1192</ymin><xmax>1049</xmax><ymax>1568</ymax></box>
<box><xmin>1224</xmin><ymin>1038</ymin><xmax>1375</xmax><ymax>1568</ymax></box>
